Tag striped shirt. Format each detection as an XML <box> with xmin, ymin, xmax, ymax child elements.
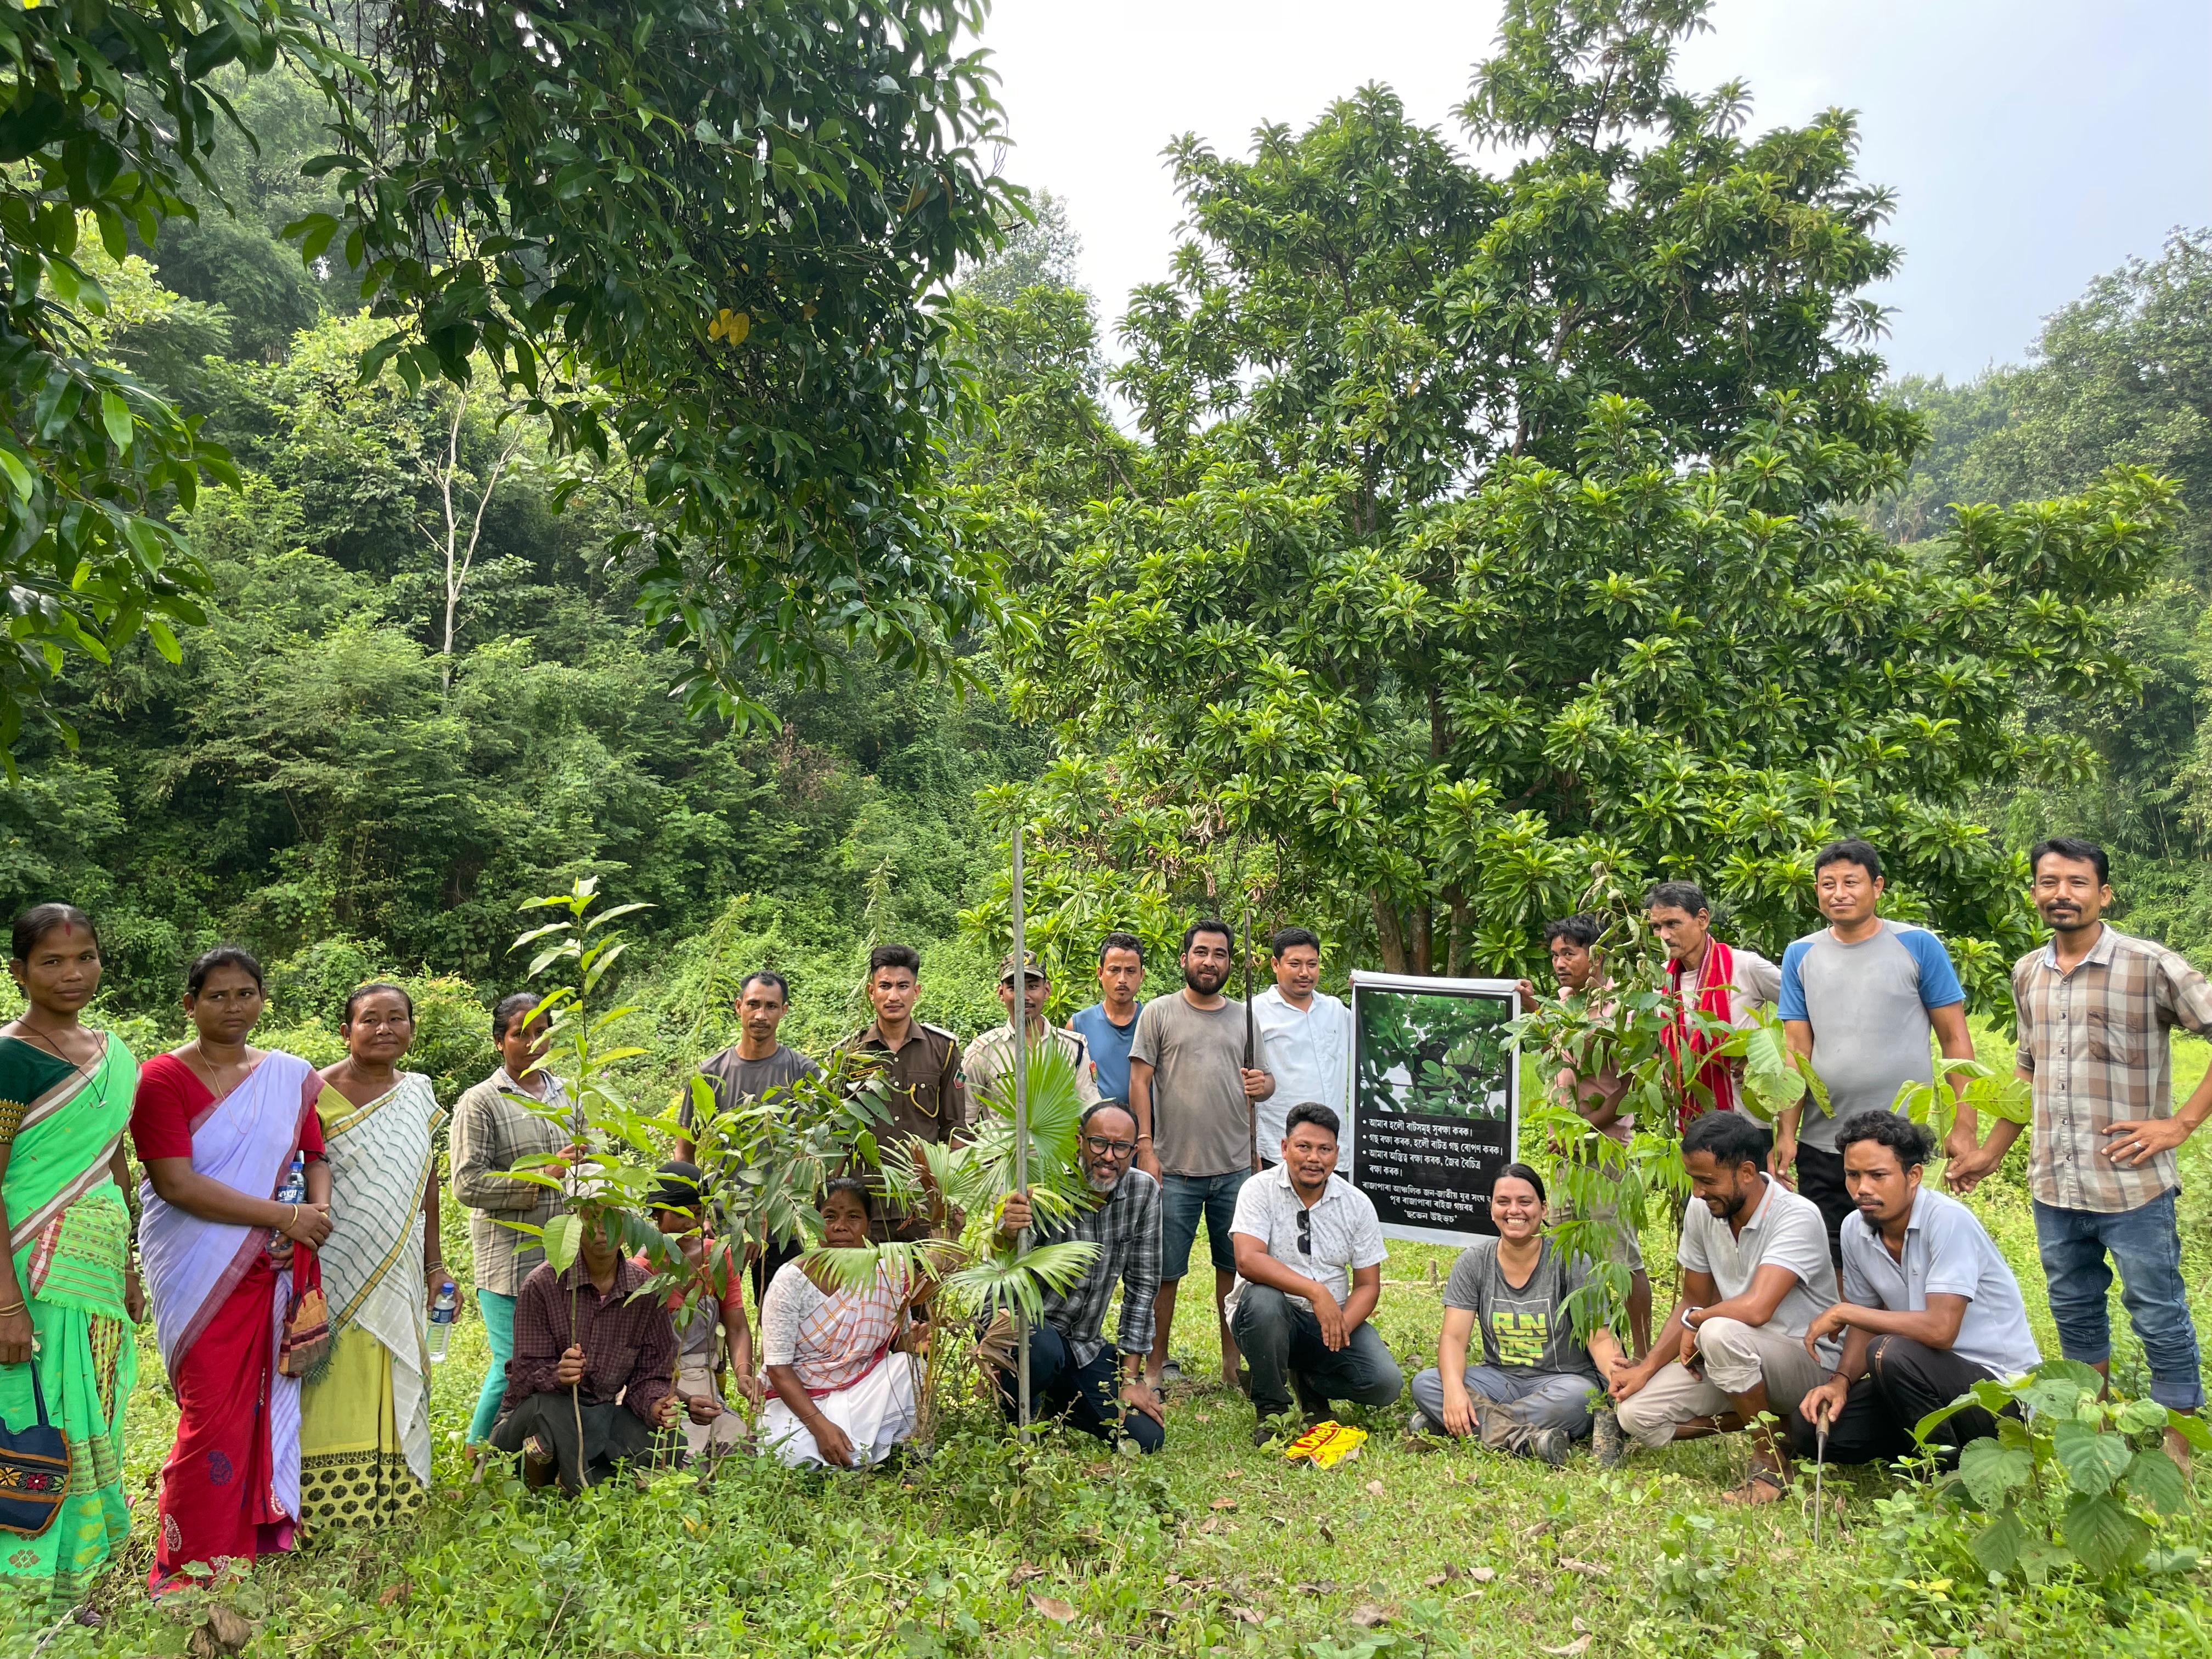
<box><xmin>2013</xmin><ymin>926</ymin><xmax>2212</xmax><ymax>1214</ymax></box>
<box><xmin>449</xmin><ymin>1067</ymin><xmax>575</xmax><ymax>1297</ymax></box>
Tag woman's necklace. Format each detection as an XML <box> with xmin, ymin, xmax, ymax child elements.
<box><xmin>5</xmin><ymin>1019</ymin><xmax>99</xmax><ymax>1071</ymax></box>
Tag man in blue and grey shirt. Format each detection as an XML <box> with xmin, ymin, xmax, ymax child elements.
<box><xmin>1776</xmin><ymin>839</ymin><xmax>1977</xmax><ymax>1263</ymax></box>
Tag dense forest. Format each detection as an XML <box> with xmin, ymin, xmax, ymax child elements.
<box><xmin>4</xmin><ymin>53</ymin><xmax>2207</xmax><ymax>1060</ymax></box>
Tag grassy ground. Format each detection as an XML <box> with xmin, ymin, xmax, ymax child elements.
<box><xmin>16</xmin><ymin>1030</ymin><xmax>2212</xmax><ymax>1657</ymax></box>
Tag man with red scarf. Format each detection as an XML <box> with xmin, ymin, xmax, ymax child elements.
<box><xmin>1647</xmin><ymin>883</ymin><xmax>1781</xmax><ymax>1132</ymax></box>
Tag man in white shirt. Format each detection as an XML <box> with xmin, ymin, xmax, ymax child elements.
<box><xmin>1604</xmin><ymin>1111</ymin><xmax>1838</xmax><ymax>1502</ymax></box>
<box><xmin>1251</xmin><ymin>927</ymin><xmax>1351</xmax><ymax>1160</ymax></box>
<box><xmin>1227</xmin><ymin>1103</ymin><xmax>1401</xmax><ymax>1445</ymax></box>
<box><xmin>1790</xmin><ymin>1111</ymin><xmax>2039</xmax><ymax>1466</ymax></box>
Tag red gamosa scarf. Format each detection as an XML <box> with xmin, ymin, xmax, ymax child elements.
<box><xmin>1663</xmin><ymin>938</ymin><xmax>1740</xmax><ymax>1131</ymax></box>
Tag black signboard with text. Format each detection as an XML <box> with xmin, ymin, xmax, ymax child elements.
<box><xmin>1345</xmin><ymin>972</ymin><xmax>1521</xmax><ymax>1245</ymax></box>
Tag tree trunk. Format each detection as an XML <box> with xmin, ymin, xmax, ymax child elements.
<box><xmin>1411</xmin><ymin>904</ymin><xmax>1434</xmax><ymax>975</ymax></box>
<box><xmin>1444</xmin><ymin>885</ymin><xmax>1471</xmax><ymax>978</ymax></box>
<box><xmin>1369</xmin><ymin>890</ymin><xmax>1408</xmax><ymax>973</ymax></box>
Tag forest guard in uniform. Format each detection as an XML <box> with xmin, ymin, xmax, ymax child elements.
<box><xmin>835</xmin><ymin>944</ymin><xmax>968</xmax><ymax>1241</ymax></box>
<box><xmin>965</xmin><ymin>952</ymin><xmax>1100</xmax><ymax>1110</ymax></box>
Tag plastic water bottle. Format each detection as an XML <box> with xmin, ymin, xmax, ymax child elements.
<box><xmin>275</xmin><ymin>1154</ymin><xmax>306</xmax><ymax>1205</ymax></box>
<box><xmin>426</xmin><ymin>1280</ymin><xmax>458</xmax><ymax>1363</ymax></box>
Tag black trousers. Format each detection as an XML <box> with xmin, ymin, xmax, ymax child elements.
<box><xmin>489</xmin><ymin>1391</ymin><xmax>676</xmax><ymax>1492</ymax></box>
<box><xmin>1784</xmin><ymin>1334</ymin><xmax>2000</xmax><ymax>1466</ymax></box>
<box><xmin>995</xmin><ymin>1323</ymin><xmax>1165</xmax><ymax>1453</ymax></box>
<box><xmin>1795</xmin><ymin>1144</ymin><xmax>1852</xmax><ymax>1268</ymax></box>
<box><xmin>751</xmin><ymin>1235</ymin><xmax>806</xmax><ymax>1308</ymax></box>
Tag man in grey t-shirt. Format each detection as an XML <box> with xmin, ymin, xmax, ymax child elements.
<box><xmin>1776</xmin><ymin>839</ymin><xmax>1974</xmax><ymax>1263</ymax></box>
<box><xmin>1130</xmin><ymin>919</ymin><xmax>1274</xmax><ymax>1392</ymax></box>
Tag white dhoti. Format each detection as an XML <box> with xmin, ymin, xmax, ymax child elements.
<box><xmin>760</xmin><ymin>1354</ymin><xmax>919</xmax><ymax>1468</ymax></box>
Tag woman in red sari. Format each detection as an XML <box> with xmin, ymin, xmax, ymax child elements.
<box><xmin>132</xmin><ymin>948</ymin><xmax>330</xmax><ymax>1591</ymax></box>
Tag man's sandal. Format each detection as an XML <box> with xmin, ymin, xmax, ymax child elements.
<box><xmin>1720</xmin><ymin>1466</ymin><xmax>1789</xmax><ymax>1505</ymax></box>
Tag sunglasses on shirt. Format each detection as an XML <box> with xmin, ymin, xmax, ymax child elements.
<box><xmin>1296</xmin><ymin>1209</ymin><xmax>1311</xmax><ymax>1256</ymax></box>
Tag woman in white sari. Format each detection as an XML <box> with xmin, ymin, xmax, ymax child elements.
<box><xmin>298</xmin><ymin>984</ymin><xmax>445</xmax><ymax>1526</ymax></box>
<box><xmin>759</xmin><ymin>1178</ymin><xmax>924</xmax><ymax>1469</ymax></box>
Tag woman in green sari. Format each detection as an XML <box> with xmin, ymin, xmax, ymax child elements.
<box><xmin>0</xmin><ymin>904</ymin><xmax>140</xmax><ymax>1621</ymax></box>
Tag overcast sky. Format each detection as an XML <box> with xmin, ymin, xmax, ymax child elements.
<box><xmin>978</xmin><ymin>0</ymin><xmax>2211</xmax><ymax>383</ymax></box>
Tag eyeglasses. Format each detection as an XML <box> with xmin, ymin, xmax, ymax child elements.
<box><xmin>1083</xmin><ymin>1135</ymin><xmax>1138</xmax><ymax>1158</ymax></box>
<box><xmin>1296</xmin><ymin>1209</ymin><xmax>1312</xmax><ymax>1256</ymax></box>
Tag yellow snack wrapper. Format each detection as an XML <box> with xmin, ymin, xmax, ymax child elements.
<box><xmin>1282</xmin><ymin>1420</ymin><xmax>1367</xmax><ymax>1468</ymax></box>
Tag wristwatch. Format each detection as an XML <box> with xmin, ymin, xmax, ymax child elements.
<box><xmin>1681</xmin><ymin>1306</ymin><xmax>1705</xmax><ymax>1329</ymax></box>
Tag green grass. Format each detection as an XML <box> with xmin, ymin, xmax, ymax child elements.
<box><xmin>15</xmin><ymin>1030</ymin><xmax>2212</xmax><ymax>1656</ymax></box>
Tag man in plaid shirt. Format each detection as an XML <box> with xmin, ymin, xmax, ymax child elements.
<box><xmin>989</xmin><ymin>1101</ymin><xmax>1166</xmax><ymax>1452</ymax></box>
<box><xmin>1950</xmin><ymin>836</ymin><xmax>2212</xmax><ymax>1454</ymax></box>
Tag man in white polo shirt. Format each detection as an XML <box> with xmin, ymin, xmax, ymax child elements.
<box><xmin>1604</xmin><ymin>1111</ymin><xmax>1838</xmax><ymax>1501</ymax></box>
<box><xmin>1788</xmin><ymin>1111</ymin><xmax>2040</xmax><ymax>1465</ymax></box>
<box><xmin>1251</xmin><ymin>928</ymin><xmax>1351</xmax><ymax>1163</ymax></box>
<box><xmin>1227</xmin><ymin>1103</ymin><xmax>1402</xmax><ymax>1446</ymax></box>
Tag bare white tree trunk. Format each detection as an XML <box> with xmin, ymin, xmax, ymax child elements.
<box><xmin>430</xmin><ymin>393</ymin><xmax>526</xmax><ymax>697</ymax></box>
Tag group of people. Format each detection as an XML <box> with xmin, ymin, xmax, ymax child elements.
<box><xmin>1</xmin><ymin>825</ymin><xmax>2207</xmax><ymax>1615</ymax></box>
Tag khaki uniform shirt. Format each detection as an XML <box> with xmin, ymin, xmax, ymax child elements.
<box><xmin>835</xmin><ymin>1020</ymin><xmax>969</xmax><ymax>1144</ymax></box>
<box><xmin>963</xmin><ymin>1022</ymin><xmax>1101</xmax><ymax>1115</ymax></box>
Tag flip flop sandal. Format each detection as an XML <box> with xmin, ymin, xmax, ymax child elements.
<box><xmin>1720</xmin><ymin>1466</ymin><xmax>1789</xmax><ymax>1505</ymax></box>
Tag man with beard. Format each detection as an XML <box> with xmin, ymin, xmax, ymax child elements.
<box><xmin>1604</xmin><ymin>1111</ymin><xmax>1838</xmax><ymax>1502</ymax></box>
<box><xmin>1131</xmin><ymin>919</ymin><xmax>1275</xmax><ymax>1394</ymax></box>
<box><xmin>1950</xmin><ymin>837</ymin><xmax>2212</xmax><ymax>1464</ymax></box>
<box><xmin>989</xmin><ymin>1103</ymin><xmax>1166</xmax><ymax>1451</ymax></box>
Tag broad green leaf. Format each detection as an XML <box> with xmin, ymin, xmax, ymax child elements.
<box><xmin>0</xmin><ymin>448</ymin><xmax>33</xmax><ymax>500</ymax></box>
<box><xmin>2121</xmin><ymin>1447</ymin><xmax>2188</xmax><ymax>1516</ymax></box>
<box><xmin>99</xmin><ymin>391</ymin><xmax>132</xmax><ymax>454</ymax></box>
<box><xmin>2060</xmin><ymin>1491</ymin><xmax>2153</xmax><ymax>1578</ymax></box>
<box><xmin>2052</xmin><ymin>1419</ymin><xmax>2134</xmax><ymax>1496</ymax></box>
<box><xmin>1956</xmin><ymin>1438</ymin><xmax>2034</xmax><ymax>1510</ymax></box>
<box><xmin>2169</xmin><ymin>1409</ymin><xmax>2212</xmax><ymax>1452</ymax></box>
<box><xmin>1968</xmin><ymin>1508</ymin><xmax>2025</xmax><ymax>1576</ymax></box>
<box><xmin>2114</xmin><ymin>1396</ymin><xmax>2169</xmax><ymax>1434</ymax></box>
<box><xmin>2019</xmin><ymin>1378</ymin><xmax>2085</xmax><ymax>1421</ymax></box>
<box><xmin>541</xmin><ymin>1212</ymin><xmax>582</xmax><ymax>1274</ymax></box>
<box><xmin>2145</xmin><ymin>1547</ymin><xmax>2203</xmax><ymax>1576</ymax></box>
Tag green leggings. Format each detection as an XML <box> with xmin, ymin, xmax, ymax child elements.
<box><xmin>469</xmin><ymin>1289</ymin><xmax>516</xmax><ymax>1444</ymax></box>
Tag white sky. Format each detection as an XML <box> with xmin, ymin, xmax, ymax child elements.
<box><xmin>978</xmin><ymin>0</ymin><xmax>2212</xmax><ymax>382</ymax></box>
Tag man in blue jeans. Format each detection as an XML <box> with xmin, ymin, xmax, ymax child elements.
<box><xmin>1951</xmin><ymin>836</ymin><xmax>2212</xmax><ymax>1467</ymax></box>
<box><xmin>1228</xmin><ymin>1103</ymin><xmax>1402</xmax><ymax>1444</ymax></box>
<box><xmin>1130</xmin><ymin>919</ymin><xmax>1274</xmax><ymax>1393</ymax></box>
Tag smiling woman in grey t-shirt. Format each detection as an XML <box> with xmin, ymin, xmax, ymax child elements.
<box><xmin>1409</xmin><ymin>1164</ymin><xmax>1625</xmax><ymax>1463</ymax></box>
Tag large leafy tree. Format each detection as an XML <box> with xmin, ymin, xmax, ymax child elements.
<box><xmin>984</xmin><ymin>0</ymin><xmax>2176</xmax><ymax>1003</ymax></box>
<box><xmin>298</xmin><ymin>0</ymin><xmax>1022</xmax><ymax>718</ymax></box>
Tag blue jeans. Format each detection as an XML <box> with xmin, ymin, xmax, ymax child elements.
<box><xmin>2034</xmin><ymin>1191</ymin><xmax>2204</xmax><ymax>1410</ymax></box>
<box><xmin>1229</xmin><ymin>1284</ymin><xmax>1404</xmax><ymax>1419</ymax></box>
<box><xmin>1161</xmin><ymin>1170</ymin><xmax>1248</xmax><ymax>1280</ymax></box>
<box><xmin>998</xmin><ymin>1323</ymin><xmax>1165</xmax><ymax>1453</ymax></box>
<box><xmin>1408</xmin><ymin>1365</ymin><xmax>1601</xmax><ymax>1438</ymax></box>
<box><xmin>469</xmin><ymin>1289</ymin><xmax>517</xmax><ymax>1444</ymax></box>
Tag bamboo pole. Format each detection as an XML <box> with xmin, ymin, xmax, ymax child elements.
<box><xmin>1012</xmin><ymin>813</ymin><xmax>1031</xmax><ymax>1437</ymax></box>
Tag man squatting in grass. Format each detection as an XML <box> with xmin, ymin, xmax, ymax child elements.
<box><xmin>1517</xmin><ymin>915</ymin><xmax>1652</xmax><ymax>1356</ymax></box>
<box><xmin>1788</xmin><ymin>1113</ymin><xmax>2040</xmax><ymax>1465</ymax></box>
<box><xmin>1949</xmin><ymin>836</ymin><xmax>2212</xmax><ymax>1468</ymax></box>
<box><xmin>1602</xmin><ymin>1111</ymin><xmax>1839</xmax><ymax>1503</ymax></box>
<box><xmin>1774</xmin><ymin>839</ymin><xmax>1976</xmax><ymax>1266</ymax></box>
<box><xmin>1131</xmin><ymin>919</ymin><xmax>1274</xmax><ymax>1393</ymax></box>
<box><xmin>990</xmin><ymin>1101</ymin><xmax>1167</xmax><ymax>1452</ymax></box>
<box><xmin>1411</xmin><ymin>1163</ymin><xmax>1626</xmax><ymax>1463</ymax></box>
<box><xmin>1227</xmin><ymin>1103</ymin><xmax>1402</xmax><ymax>1445</ymax></box>
<box><xmin>489</xmin><ymin>1202</ymin><xmax>684</xmax><ymax>1493</ymax></box>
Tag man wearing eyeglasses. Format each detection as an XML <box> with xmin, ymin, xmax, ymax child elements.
<box><xmin>988</xmin><ymin>1102</ymin><xmax>1166</xmax><ymax>1452</ymax></box>
<box><xmin>1227</xmin><ymin>1102</ymin><xmax>1402</xmax><ymax>1444</ymax></box>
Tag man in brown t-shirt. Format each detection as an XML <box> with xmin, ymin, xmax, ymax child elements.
<box><xmin>834</xmin><ymin>943</ymin><xmax>967</xmax><ymax>1241</ymax></box>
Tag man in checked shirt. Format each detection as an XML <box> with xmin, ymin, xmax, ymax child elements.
<box><xmin>986</xmin><ymin>1102</ymin><xmax>1166</xmax><ymax>1452</ymax></box>
<box><xmin>1950</xmin><ymin>836</ymin><xmax>2212</xmax><ymax>1465</ymax></box>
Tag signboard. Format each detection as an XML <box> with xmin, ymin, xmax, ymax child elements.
<box><xmin>1345</xmin><ymin>971</ymin><xmax>1521</xmax><ymax>1246</ymax></box>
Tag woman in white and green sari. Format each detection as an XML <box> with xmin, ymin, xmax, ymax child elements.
<box><xmin>0</xmin><ymin>905</ymin><xmax>140</xmax><ymax>1621</ymax></box>
<box><xmin>298</xmin><ymin>984</ymin><xmax>447</xmax><ymax>1527</ymax></box>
